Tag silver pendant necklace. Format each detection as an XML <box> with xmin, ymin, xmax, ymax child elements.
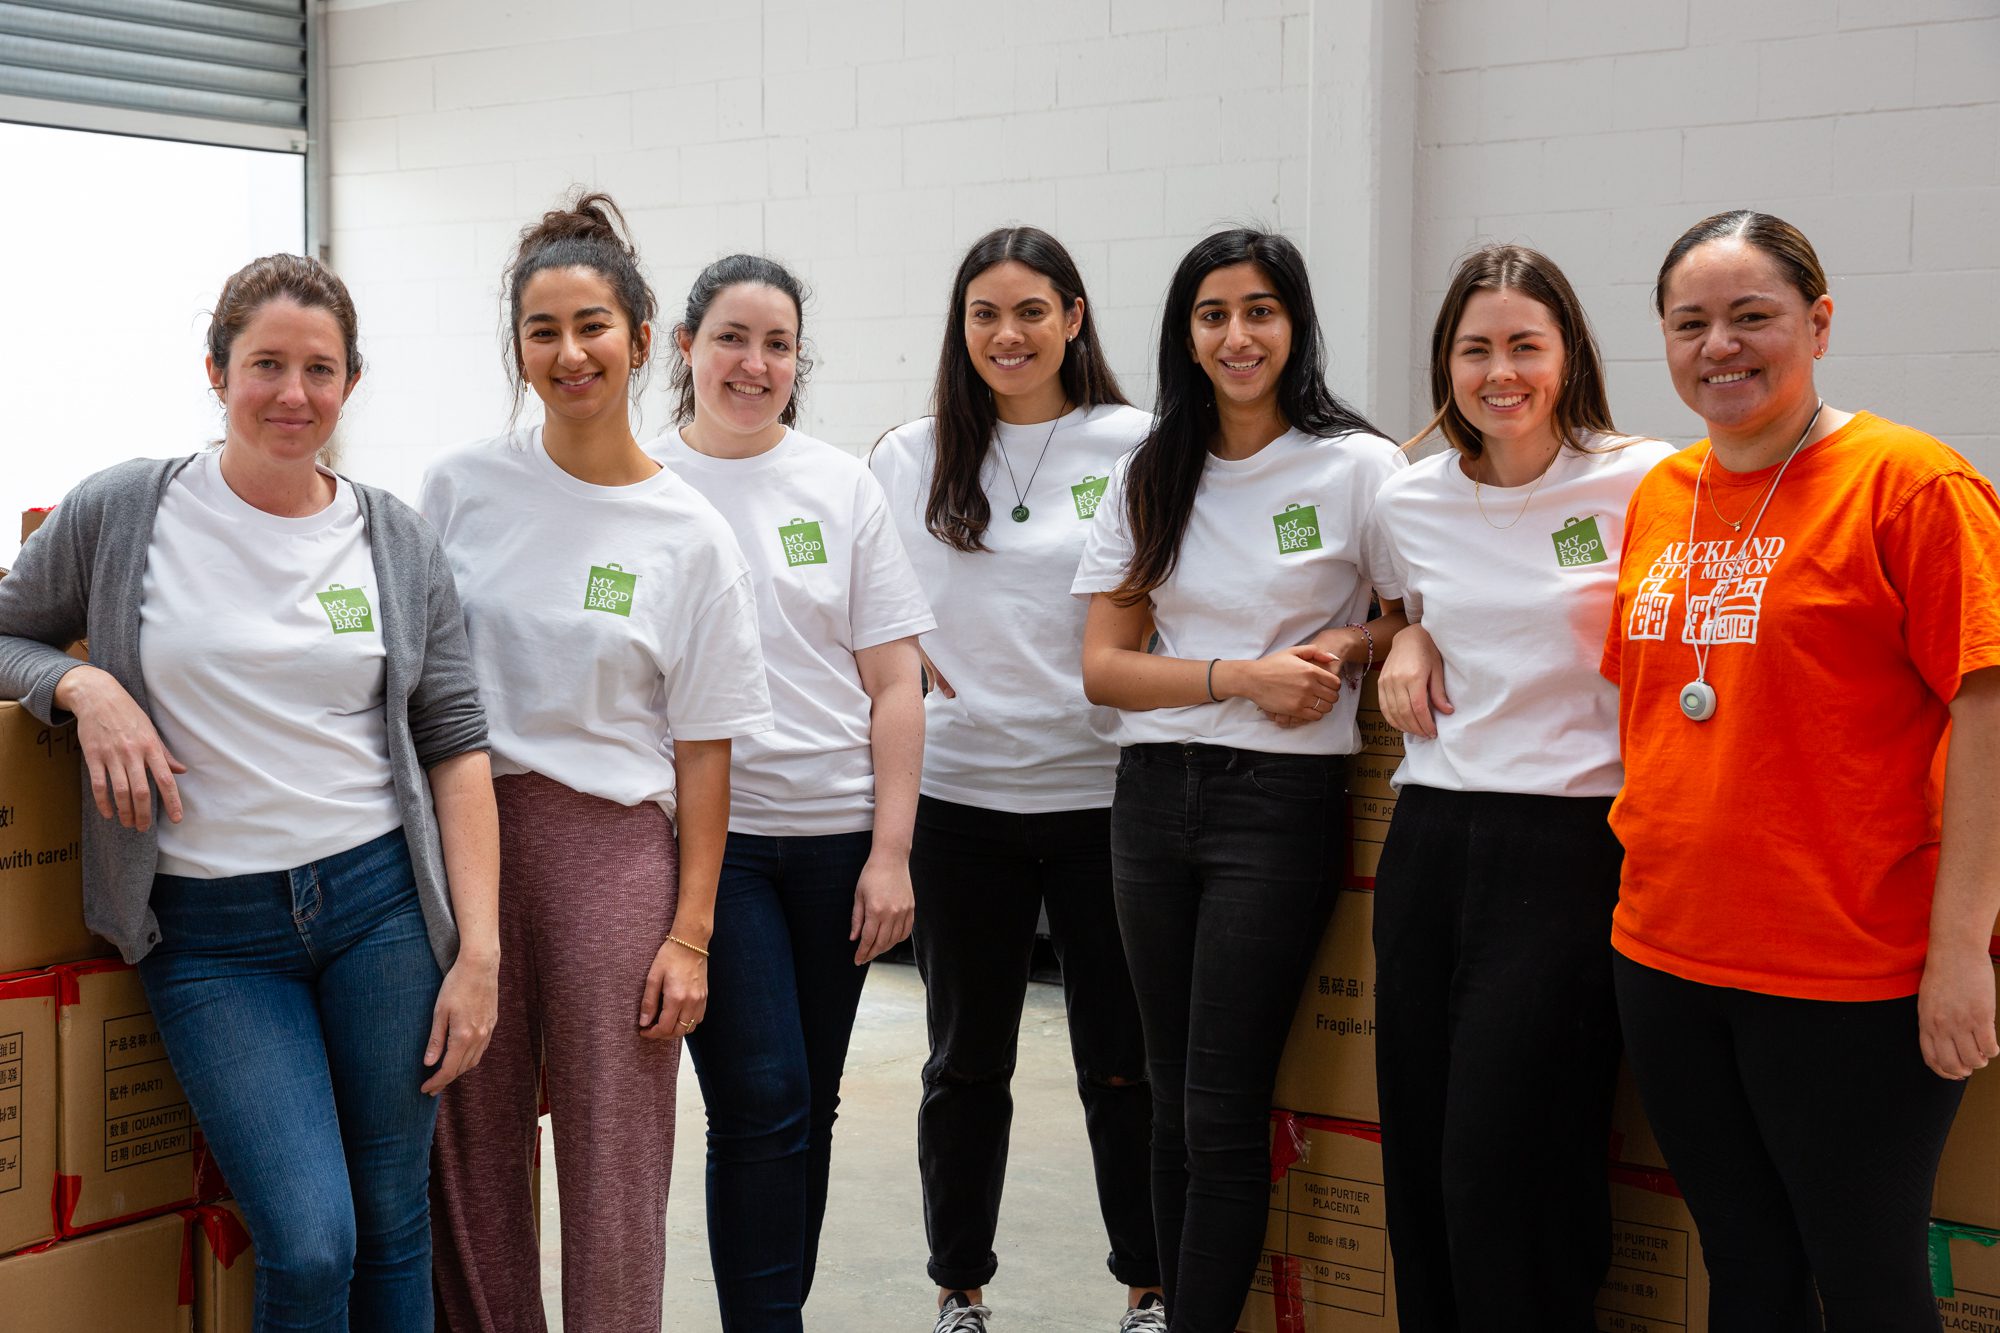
<box><xmin>997</xmin><ymin>409</ymin><xmax>1064</xmax><ymax>522</ymax></box>
<box><xmin>1678</xmin><ymin>399</ymin><xmax>1822</xmax><ymax>722</ymax></box>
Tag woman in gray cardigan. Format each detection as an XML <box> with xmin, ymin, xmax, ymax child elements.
<box><xmin>0</xmin><ymin>254</ymin><xmax>499</xmax><ymax>1333</ymax></box>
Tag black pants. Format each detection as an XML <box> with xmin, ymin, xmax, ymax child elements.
<box><xmin>910</xmin><ymin>795</ymin><xmax>1159</xmax><ymax>1292</ymax></box>
<box><xmin>1614</xmin><ymin>954</ymin><xmax>1964</xmax><ymax>1332</ymax></box>
<box><xmin>1372</xmin><ymin>785</ymin><xmax>1625</xmax><ymax>1333</ymax></box>
<box><xmin>1110</xmin><ymin>743</ymin><xmax>1346</xmax><ymax>1333</ymax></box>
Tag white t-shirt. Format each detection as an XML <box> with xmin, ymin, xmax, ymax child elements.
<box><xmin>1365</xmin><ymin>435</ymin><xmax>1678</xmax><ymax>796</ymax></box>
<box><xmin>871</xmin><ymin>404</ymin><xmax>1151</xmax><ymax>813</ymax></box>
<box><xmin>419</xmin><ymin>428</ymin><xmax>773</xmax><ymax>821</ymax></box>
<box><xmin>140</xmin><ymin>450</ymin><xmax>401</xmax><ymax>878</ymax></box>
<box><xmin>654</xmin><ymin>427</ymin><xmax>936</xmax><ymax>837</ymax></box>
<box><xmin>1071</xmin><ymin>427</ymin><xmax>1404</xmax><ymax>755</ymax></box>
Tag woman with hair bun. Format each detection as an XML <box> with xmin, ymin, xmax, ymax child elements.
<box><xmin>0</xmin><ymin>254</ymin><xmax>498</xmax><ymax>1331</ymax></box>
<box><xmin>1075</xmin><ymin>227</ymin><xmax>1405</xmax><ymax>1333</ymax></box>
<box><xmin>1365</xmin><ymin>244</ymin><xmax>1672</xmax><ymax>1330</ymax></box>
<box><xmin>423</xmin><ymin>195</ymin><xmax>772</xmax><ymax>1333</ymax></box>
<box><xmin>871</xmin><ymin>226</ymin><xmax>1164</xmax><ymax>1333</ymax></box>
<box><xmin>653</xmin><ymin>253</ymin><xmax>932</xmax><ymax>1331</ymax></box>
<box><xmin>1608</xmin><ymin>210</ymin><xmax>2000</xmax><ymax>1327</ymax></box>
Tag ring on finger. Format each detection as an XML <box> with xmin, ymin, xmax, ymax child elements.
<box><xmin>678</xmin><ymin>1018</ymin><xmax>695</xmax><ymax>1031</ymax></box>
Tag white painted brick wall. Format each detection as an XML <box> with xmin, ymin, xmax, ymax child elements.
<box><xmin>1412</xmin><ymin>0</ymin><xmax>2000</xmax><ymax>474</ymax></box>
<box><xmin>324</xmin><ymin>0</ymin><xmax>2000</xmax><ymax>502</ymax></box>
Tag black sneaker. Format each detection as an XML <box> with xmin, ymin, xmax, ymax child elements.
<box><xmin>933</xmin><ymin>1292</ymin><xmax>993</xmax><ymax>1333</ymax></box>
<box><xmin>1118</xmin><ymin>1293</ymin><xmax>1167</xmax><ymax>1333</ymax></box>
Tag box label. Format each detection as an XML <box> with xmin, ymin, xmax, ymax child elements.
<box><xmin>0</xmin><ymin>1028</ymin><xmax>18</xmax><ymax>1195</ymax></box>
<box><xmin>101</xmin><ymin>1013</ymin><xmax>189</xmax><ymax>1172</ymax></box>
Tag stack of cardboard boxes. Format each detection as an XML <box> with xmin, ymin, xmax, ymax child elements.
<box><xmin>0</xmin><ymin>507</ymin><xmax>256</xmax><ymax>1332</ymax></box>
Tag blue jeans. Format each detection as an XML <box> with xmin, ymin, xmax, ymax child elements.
<box><xmin>684</xmin><ymin>830</ymin><xmax>876</xmax><ymax>1333</ymax></box>
<box><xmin>1109</xmin><ymin>743</ymin><xmax>1345</xmax><ymax>1333</ymax></box>
<box><xmin>139</xmin><ymin>828</ymin><xmax>443</xmax><ymax>1333</ymax></box>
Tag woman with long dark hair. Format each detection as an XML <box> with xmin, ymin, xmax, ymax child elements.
<box><xmin>654</xmin><ymin>253</ymin><xmax>931</xmax><ymax>1331</ymax></box>
<box><xmin>1075</xmin><ymin>227</ymin><xmax>1405</xmax><ymax>1333</ymax></box>
<box><xmin>1365</xmin><ymin>244</ymin><xmax>1672</xmax><ymax>1330</ymax></box>
<box><xmin>423</xmin><ymin>194</ymin><xmax>772</xmax><ymax>1333</ymax></box>
<box><xmin>871</xmin><ymin>226</ymin><xmax>1164</xmax><ymax>1333</ymax></box>
<box><xmin>1607</xmin><ymin>210</ymin><xmax>2000</xmax><ymax>1328</ymax></box>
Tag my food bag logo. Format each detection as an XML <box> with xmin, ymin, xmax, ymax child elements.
<box><xmin>1071</xmin><ymin>475</ymin><xmax>1109</xmax><ymax>520</ymax></box>
<box><xmin>315</xmin><ymin>584</ymin><xmax>374</xmax><ymax>633</ymax></box>
<box><xmin>779</xmin><ymin>518</ymin><xmax>828</xmax><ymax>567</ymax></box>
<box><xmin>584</xmin><ymin>563</ymin><xmax>638</xmax><ymax>616</ymax></box>
<box><xmin>1273</xmin><ymin>503</ymin><xmax>1322</xmax><ymax>555</ymax></box>
<box><xmin>1552</xmin><ymin>515</ymin><xmax>1608</xmax><ymax>567</ymax></box>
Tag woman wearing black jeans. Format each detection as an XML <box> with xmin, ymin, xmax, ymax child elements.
<box><xmin>872</xmin><ymin>226</ymin><xmax>1163</xmax><ymax>1333</ymax></box>
<box><xmin>1075</xmin><ymin>229</ymin><xmax>1407</xmax><ymax>1333</ymax></box>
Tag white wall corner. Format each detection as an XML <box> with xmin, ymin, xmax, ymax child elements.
<box><xmin>1304</xmin><ymin>0</ymin><xmax>1417</xmax><ymax>432</ymax></box>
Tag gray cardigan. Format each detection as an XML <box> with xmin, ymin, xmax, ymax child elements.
<box><xmin>0</xmin><ymin>456</ymin><xmax>488</xmax><ymax>968</ymax></box>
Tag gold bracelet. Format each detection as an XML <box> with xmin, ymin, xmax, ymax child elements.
<box><xmin>664</xmin><ymin>933</ymin><xmax>710</xmax><ymax>959</ymax></box>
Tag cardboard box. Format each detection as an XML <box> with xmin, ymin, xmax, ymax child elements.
<box><xmin>0</xmin><ymin>701</ymin><xmax>106</xmax><ymax>974</ymax></box>
<box><xmin>1597</xmin><ymin>1166</ymin><xmax>1709</xmax><ymax>1333</ymax></box>
<box><xmin>1236</xmin><ymin>1113</ymin><xmax>1397</xmax><ymax>1333</ymax></box>
<box><xmin>191</xmin><ymin>1202</ymin><xmax>253</xmax><ymax>1333</ymax></box>
<box><xmin>0</xmin><ymin>969</ymin><xmax>59</xmax><ymax>1254</ymax></box>
<box><xmin>1348</xmin><ymin>676</ymin><xmax>1403</xmax><ymax>888</ymax></box>
<box><xmin>1932</xmin><ymin>1221</ymin><xmax>2000</xmax><ymax>1327</ymax></box>
<box><xmin>57</xmin><ymin>960</ymin><xmax>200</xmax><ymax>1234</ymax></box>
<box><xmin>1272</xmin><ymin>890</ymin><xmax>1378</xmax><ymax>1123</ymax></box>
<box><xmin>1609</xmin><ymin>1060</ymin><xmax>1669</xmax><ymax>1172</ymax></box>
<box><xmin>1934</xmin><ymin>961</ymin><xmax>2000</xmax><ymax>1232</ymax></box>
<box><xmin>0</xmin><ymin>1210</ymin><xmax>192</xmax><ymax>1331</ymax></box>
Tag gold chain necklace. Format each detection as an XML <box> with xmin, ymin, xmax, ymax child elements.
<box><xmin>1471</xmin><ymin>447</ymin><xmax>1559</xmax><ymax>529</ymax></box>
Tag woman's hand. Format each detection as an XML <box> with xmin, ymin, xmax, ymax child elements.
<box><xmin>420</xmin><ymin>949</ymin><xmax>498</xmax><ymax>1095</ymax></box>
<box><xmin>639</xmin><ymin>936</ymin><xmax>708</xmax><ymax>1041</ymax></box>
<box><xmin>851</xmin><ymin>852</ymin><xmax>915</xmax><ymax>965</ymax></box>
<box><xmin>54</xmin><ymin>665</ymin><xmax>186</xmax><ymax>830</ymax></box>
<box><xmin>1919</xmin><ymin>941</ymin><xmax>1999</xmax><ymax>1081</ymax></box>
<box><xmin>1377</xmin><ymin>624</ymin><xmax>1454</xmax><ymax>739</ymax></box>
<box><xmin>1215</xmin><ymin>646</ymin><xmax>1344</xmax><ymax>725</ymax></box>
<box><xmin>918</xmin><ymin>646</ymin><xmax>954</xmax><ymax>699</ymax></box>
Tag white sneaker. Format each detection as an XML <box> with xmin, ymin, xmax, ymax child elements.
<box><xmin>1118</xmin><ymin>1293</ymin><xmax>1168</xmax><ymax>1333</ymax></box>
<box><xmin>934</xmin><ymin>1292</ymin><xmax>993</xmax><ymax>1333</ymax></box>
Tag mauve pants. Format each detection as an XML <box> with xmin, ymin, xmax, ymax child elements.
<box><xmin>431</xmin><ymin>772</ymin><xmax>682</xmax><ymax>1333</ymax></box>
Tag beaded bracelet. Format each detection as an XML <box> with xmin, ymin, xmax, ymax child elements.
<box><xmin>665</xmin><ymin>933</ymin><xmax>710</xmax><ymax>960</ymax></box>
<box><xmin>1345</xmin><ymin>621</ymin><xmax>1375</xmax><ymax>674</ymax></box>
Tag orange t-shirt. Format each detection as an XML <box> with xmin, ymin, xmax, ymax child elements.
<box><xmin>1602</xmin><ymin>412</ymin><xmax>2000</xmax><ymax>1000</ymax></box>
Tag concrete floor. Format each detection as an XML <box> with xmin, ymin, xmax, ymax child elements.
<box><xmin>536</xmin><ymin>963</ymin><xmax>1131</xmax><ymax>1332</ymax></box>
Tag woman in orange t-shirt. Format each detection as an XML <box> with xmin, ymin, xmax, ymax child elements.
<box><xmin>1605</xmin><ymin>209</ymin><xmax>2000</xmax><ymax>1329</ymax></box>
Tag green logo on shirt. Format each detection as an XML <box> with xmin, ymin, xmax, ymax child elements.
<box><xmin>315</xmin><ymin>584</ymin><xmax>374</xmax><ymax>633</ymax></box>
<box><xmin>779</xmin><ymin>518</ymin><xmax>828</xmax><ymax>567</ymax></box>
<box><xmin>1071</xmin><ymin>475</ymin><xmax>1109</xmax><ymax>520</ymax></box>
<box><xmin>1552</xmin><ymin>515</ymin><xmax>1608</xmax><ymax>567</ymax></box>
<box><xmin>1273</xmin><ymin>503</ymin><xmax>1322</xmax><ymax>555</ymax></box>
<box><xmin>584</xmin><ymin>563</ymin><xmax>638</xmax><ymax>615</ymax></box>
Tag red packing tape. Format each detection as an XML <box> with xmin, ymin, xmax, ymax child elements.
<box><xmin>177</xmin><ymin>1212</ymin><xmax>196</xmax><ymax>1306</ymax></box>
<box><xmin>196</xmin><ymin>1204</ymin><xmax>253</xmax><ymax>1269</ymax></box>
<box><xmin>55</xmin><ymin>957</ymin><xmax>131</xmax><ymax>1008</ymax></box>
<box><xmin>0</xmin><ymin>968</ymin><xmax>59</xmax><ymax>1001</ymax></box>
<box><xmin>1608</xmin><ymin>1163</ymin><xmax>1684</xmax><ymax>1198</ymax></box>
<box><xmin>1266</xmin><ymin>1251</ymin><xmax>1306</xmax><ymax>1332</ymax></box>
<box><xmin>54</xmin><ymin>1173</ymin><xmax>80</xmax><ymax>1232</ymax></box>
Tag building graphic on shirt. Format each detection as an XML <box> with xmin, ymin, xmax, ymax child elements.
<box><xmin>315</xmin><ymin>584</ymin><xmax>374</xmax><ymax>633</ymax></box>
<box><xmin>1071</xmin><ymin>475</ymin><xmax>1108</xmax><ymax>520</ymax></box>
<box><xmin>1628</xmin><ymin>535</ymin><xmax>1786</xmax><ymax>644</ymax></box>
<box><xmin>1273</xmin><ymin>503</ymin><xmax>1323</xmax><ymax>555</ymax></box>
<box><xmin>584</xmin><ymin>563</ymin><xmax>638</xmax><ymax>616</ymax></box>
<box><xmin>779</xmin><ymin>519</ymin><xmax>828</xmax><ymax>567</ymax></box>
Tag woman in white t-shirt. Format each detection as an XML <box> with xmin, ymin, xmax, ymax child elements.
<box><xmin>1074</xmin><ymin>228</ymin><xmax>1407</xmax><ymax>1333</ymax></box>
<box><xmin>870</xmin><ymin>226</ymin><xmax>1165</xmax><ymax>1333</ymax></box>
<box><xmin>422</xmin><ymin>196</ymin><xmax>773</xmax><ymax>1333</ymax></box>
<box><xmin>1363</xmin><ymin>244</ymin><xmax>1673</xmax><ymax>1330</ymax></box>
<box><xmin>652</xmin><ymin>253</ymin><xmax>933</xmax><ymax>1332</ymax></box>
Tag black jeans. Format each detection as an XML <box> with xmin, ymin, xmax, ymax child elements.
<box><xmin>910</xmin><ymin>795</ymin><xmax>1158</xmax><ymax>1292</ymax></box>
<box><xmin>1372</xmin><ymin>785</ymin><xmax>1624</xmax><ymax>1333</ymax></box>
<box><xmin>1109</xmin><ymin>742</ymin><xmax>1346</xmax><ymax>1333</ymax></box>
<box><xmin>1614</xmin><ymin>954</ymin><xmax>1964</xmax><ymax>1332</ymax></box>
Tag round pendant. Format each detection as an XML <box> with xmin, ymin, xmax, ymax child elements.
<box><xmin>1679</xmin><ymin>679</ymin><xmax>1718</xmax><ymax>722</ymax></box>
<box><xmin>1011</xmin><ymin>504</ymin><xmax>1030</xmax><ymax>523</ymax></box>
